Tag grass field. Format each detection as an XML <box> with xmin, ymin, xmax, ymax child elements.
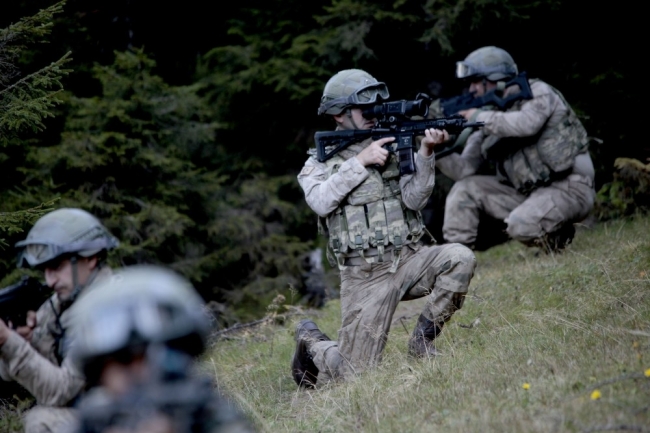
<box><xmin>2</xmin><ymin>216</ymin><xmax>649</xmax><ymax>433</ymax></box>
<box><xmin>205</xmin><ymin>215</ymin><xmax>650</xmax><ymax>433</ymax></box>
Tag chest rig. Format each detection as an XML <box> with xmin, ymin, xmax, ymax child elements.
<box><xmin>484</xmin><ymin>80</ymin><xmax>589</xmax><ymax>195</ymax></box>
<box><xmin>317</xmin><ymin>142</ymin><xmax>427</xmax><ymax>273</ymax></box>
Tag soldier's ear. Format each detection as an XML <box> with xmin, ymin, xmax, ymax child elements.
<box><xmin>85</xmin><ymin>256</ymin><xmax>99</xmax><ymax>270</ymax></box>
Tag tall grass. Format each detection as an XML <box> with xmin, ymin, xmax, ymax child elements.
<box><xmin>1</xmin><ymin>217</ymin><xmax>648</xmax><ymax>433</ymax></box>
<box><xmin>205</xmin><ymin>215</ymin><xmax>650</xmax><ymax>433</ymax></box>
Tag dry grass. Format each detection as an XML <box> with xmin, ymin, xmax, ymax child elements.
<box><xmin>2</xmin><ymin>216</ymin><xmax>648</xmax><ymax>433</ymax></box>
<box><xmin>205</xmin><ymin>215</ymin><xmax>650</xmax><ymax>433</ymax></box>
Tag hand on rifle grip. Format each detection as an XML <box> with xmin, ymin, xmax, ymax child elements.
<box><xmin>356</xmin><ymin>137</ymin><xmax>394</xmax><ymax>167</ymax></box>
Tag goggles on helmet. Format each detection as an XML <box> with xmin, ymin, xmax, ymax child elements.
<box><xmin>318</xmin><ymin>82</ymin><xmax>390</xmax><ymax>115</ymax></box>
<box><xmin>75</xmin><ymin>300</ymin><xmax>197</xmax><ymax>359</ymax></box>
<box><xmin>16</xmin><ymin>237</ymin><xmax>119</xmax><ymax>268</ymax></box>
<box><xmin>455</xmin><ymin>62</ymin><xmax>517</xmax><ymax>80</ymax></box>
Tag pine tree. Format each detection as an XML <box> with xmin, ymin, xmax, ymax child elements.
<box><xmin>0</xmin><ymin>1</ymin><xmax>70</xmax><ymax>259</ymax></box>
<box><xmin>19</xmin><ymin>48</ymin><xmax>222</xmax><ymax>271</ymax></box>
<box><xmin>8</xmin><ymin>47</ymin><xmax>313</xmax><ymax>323</ymax></box>
<box><xmin>0</xmin><ymin>1</ymin><xmax>71</xmax><ymax>144</ymax></box>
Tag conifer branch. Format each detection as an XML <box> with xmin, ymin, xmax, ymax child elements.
<box><xmin>0</xmin><ymin>200</ymin><xmax>58</xmax><ymax>248</ymax></box>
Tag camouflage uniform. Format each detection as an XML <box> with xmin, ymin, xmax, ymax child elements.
<box><xmin>298</xmin><ymin>133</ymin><xmax>476</xmax><ymax>382</ymax></box>
<box><xmin>0</xmin><ymin>266</ymin><xmax>112</xmax><ymax>433</ymax></box>
<box><xmin>437</xmin><ymin>78</ymin><xmax>595</xmax><ymax>248</ymax></box>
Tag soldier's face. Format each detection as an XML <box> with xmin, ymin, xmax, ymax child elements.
<box><xmin>468</xmin><ymin>79</ymin><xmax>497</xmax><ymax>97</ymax></box>
<box><xmin>100</xmin><ymin>355</ymin><xmax>149</xmax><ymax>396</ymax></box>
<box><xmin>44</xmin><ymin>256</ymin><xmax>97</xmax><ymax>301</ymax></box>
<box><xmin>334</xmin><ymin>108</ymin><xmax>376</xmax><ymax>130</ymax></box>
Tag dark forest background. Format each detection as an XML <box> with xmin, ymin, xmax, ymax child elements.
<box><xmin>0</xmin><ymin>0</ymin><xmax>644</xmax><ymax>326</ymax></box>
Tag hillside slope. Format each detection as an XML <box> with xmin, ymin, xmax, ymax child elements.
<box><xmin>2</xmin><ymin>216</ymin><xmax>648</xmax><ymax>432</ymax></box>
<box><xmin>207</xmin><ymin>215</ymin><xmax>650</xmax><ymax>433</ymax></box>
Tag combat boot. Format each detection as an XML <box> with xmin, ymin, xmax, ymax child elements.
<box><xmin>408</xmin><ymin>314</ymin><xmax>443</xmax><ymax>358</ymax></box>
<box><xmin>291</xmin><ymin>319</ymin><xmax>331</xmax><ymax>388</ymax></box>
<box><xmin>535</xmin><ymin>223</ymin><xmax>576</xmax><ymax>254</ymax></box>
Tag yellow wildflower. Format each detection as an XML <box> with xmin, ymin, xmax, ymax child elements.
<box><xmin>644</xmin><ymin>368</ymin><xmax>650</xmax><ymax>377</ymax></box>
<box><xmin>591</xmin><ymin>390</ymin><xmax>602</xmax><ymax>400</ymax></box>
<box><xmin>522</xmin><ymin>383</ymin><xmax>530</xmax><ymax>390</ymax></box>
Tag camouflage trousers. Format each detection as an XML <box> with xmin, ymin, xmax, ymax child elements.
<box><xmin>443</xmin><ymin>174</ymin><xmax>595</xmax><ymax>245</ymax></box>
<box><xmin>310</xmin><ymin>242</ymin><xmax>476</xmax><ymax>383</ymax></box>
<box><xmin>23</xmin><ymin>406</ymin><xmax>77</xmax><ymax>433</ymax></box>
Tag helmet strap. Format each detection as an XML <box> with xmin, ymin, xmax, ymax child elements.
<box><xmin>61</xmin><ymin>256</ymin><xmax>102</xmax><ymax>310</ymax></box>
<box><xmin>346</xmin><ymin>108</ymin><xmax>365</xmax><ymax>131</ymax></box>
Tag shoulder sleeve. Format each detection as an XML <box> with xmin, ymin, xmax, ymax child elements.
<box><xmin>476</xmin><ymin>80</ymin><xmax>560</xmax><ymax>137</ymax></box>
<box><xmin>297</xmin><ymin>155</ymin><xmax>369</xmax><ymax>217</ymax></box>
<box><xmin>398</xmin><ymin>152</ymin><xmax>436</xmax><ymax>211</ymax></box>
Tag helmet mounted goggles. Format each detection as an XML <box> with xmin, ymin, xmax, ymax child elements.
<box><xmin>75</xmin><ymin>300</ymin><xmax>203</xmax><ymax>359</ymax></box>
<box><xmin>16</xmin><ymin>237</ymin><xmax>119</xmax><ymax>269</ymax></box>
<box><xmin>318</xmin><ymin>82</ymin><xmax>390</xmax><ymax>115</ymax></box>
<box><xmin>455</xmin><ymin>62</ymin><xmax>518</xmax><ymax>81</ymax></box>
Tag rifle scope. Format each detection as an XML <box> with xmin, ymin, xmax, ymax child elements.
<box><xmin>362</xmin><ymin>98</ymin><xmax>429</xmax><ymax>120</ymax></box>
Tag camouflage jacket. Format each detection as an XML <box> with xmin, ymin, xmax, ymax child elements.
<box><xmin>298</xmin><ymin>137</ymin><xmax>436</xmax><ymax>270</ymax></box>
<box><xmin>437</xmin><ymin>79</ymin><xmax>593</xmax><ymax>194</ymax></box>
<box><xmin>0</xmin><ymin>266</ymin><xmax>113</xmax><ymax>406</ymax></box>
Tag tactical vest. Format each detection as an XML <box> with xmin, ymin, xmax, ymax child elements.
<box><xmin>484</xmin><ymin>80</ymin><xmax>589</xmax><ymax>195</ymax></box>
<box><xmin>314</xmin><ymin>141</ymin><xmax>427</xmax><ymax>273</ymax></box>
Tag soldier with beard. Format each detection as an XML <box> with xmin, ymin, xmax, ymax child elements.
<box><xmin>0</xmin><ymin>208</ymin><xmax>118</xmax><ymax>433</ymax></box>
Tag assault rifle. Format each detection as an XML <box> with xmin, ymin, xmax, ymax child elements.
<box><xmin>439</xmin><ymin>71</ymin><xmax>534</xmax><ymax>116</ymax></box>
<box><xmin>315</xmin><ymin>95</ymin><xmax>484</xmax><ymax>176</ymax></box>
<box><xmin>0</xmin><ymin>276</ymin><xmax>51</xmax><ymax>326</ymax></box>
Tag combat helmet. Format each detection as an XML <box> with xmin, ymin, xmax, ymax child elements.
<box><xmin>317</xmin><ymin>69</ymin><xmax>390</xmax><ymax>115</ymax></box>
<box><xmin>69</xmin><ymin>265</ymin><xmax>210</xmax><ymax>382</ymax></box>
<box><xmin>456</xmin><ymin>46</ymin><xmax>518</xmax><ymax>81</ymax></box>
<box><xmin>15</xmin><ymin>208</ymin><xmax>119</xmax><ymax>269</ymax></box>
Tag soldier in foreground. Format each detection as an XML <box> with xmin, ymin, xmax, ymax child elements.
<box><xmin>292</xmin><ymin>69</ymin><xmax>477</xmax><ymax>388</ymax></box>
<box><xmin>0</xmin><ymin>208</ymin><xmax>118</xmax><ymax>433</ymax></box>
<box><xmin>435</xmin><ymin>46</ymin><xmax>596</xmax><ymax>252</ymax></box>
<box><xmin>67</xmin><ymin>265</ymin><xmax>257</xmax><ymax>433</ymax></box>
